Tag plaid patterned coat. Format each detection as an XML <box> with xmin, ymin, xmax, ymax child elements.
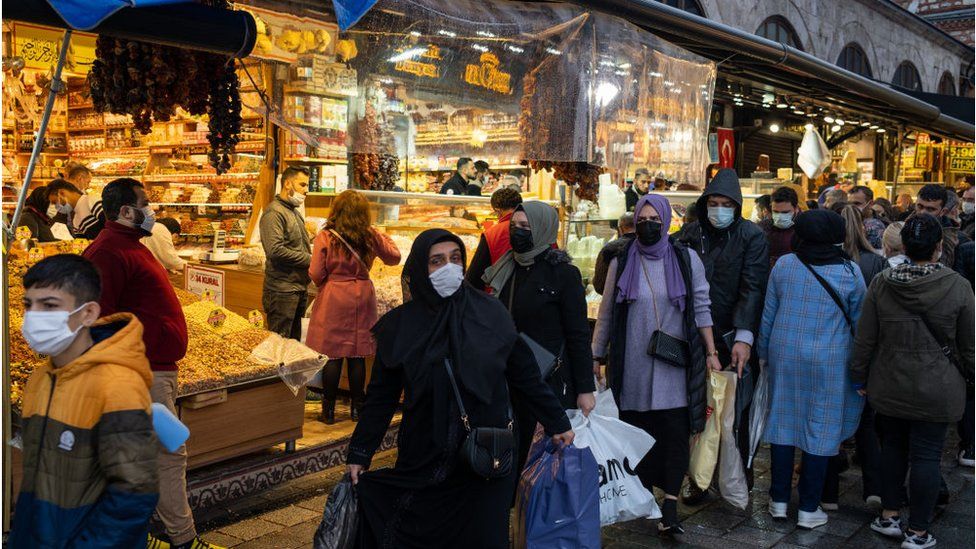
<box><xmin>758</xmin><ymin>253</ymin><xmax>867</xmax><ymax>456</ymax></box>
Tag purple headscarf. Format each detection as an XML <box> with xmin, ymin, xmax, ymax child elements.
<box><xmin>615</xmin><ymin>193</ymin><xmax>687</xmax><ymax>311</ymax></box>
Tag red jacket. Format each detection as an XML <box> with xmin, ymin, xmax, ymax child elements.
<box><xmin>83</xmin><ymin>221</ymin><xmax>187</xmax><ymax>371</ymax></box>
<box><xmin>485</xmin><ymin>212</ymin><xmax>513</xmax><ymax>264</ymax></box>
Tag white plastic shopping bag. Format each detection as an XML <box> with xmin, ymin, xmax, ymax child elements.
<box><xmin>567</xmin><ymin>410</ymin><xmax>661</xmax><ymax>525</ymax></box>
<box><xmin>716</xmin><ymin>371</ymin><xmax>749</xmax><ymax>510</ymax></box>
<box><xmin>593</xmin><ymin>377</ymin><xmax>618</xmax><ymax>418</ymax></box>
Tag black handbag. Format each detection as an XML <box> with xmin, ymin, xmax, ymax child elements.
<box><xmin>443</xmin><ymin>359</ymin><xmax>515</xmax><ymax>479</ymax></box>
<box><xmin>639</xmin><ymin>257</ymin><xmax>691</xmax><ymax>368</ymax></box>
<box><xmin>507</xmin><ymin>276</ymin><xmax>563</xmax><ymax>380</ymax></box>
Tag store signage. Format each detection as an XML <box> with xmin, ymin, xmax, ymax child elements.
<box><xmin>392</xmin><ymin>45</ymin><xmax>442</xmax><ymax>79</ymax></box>
<box><xmin>11</xmin><ymin>23</ymin><xmax>97</xmax><ymax>74</ymax></box>
<box><xmin>716</xmin><ymin>128</ymin><xmax>735</xmax><ymax>168</ymax></box>
<box><xmin>185</xmin><ymin>265</ymin><xmax>225</xmax><ymax>307</ymax></box>
<box><xmin>464</xmin><ymin>52</ymin><xmax>512</xmax><ymax>95</ymax></box>
<box><xmin>914</xmin><ymin>142</ymin><xmax>932</xmax><ymax>170</ymax></box>
<box><xmin>948</xmin><ymin>144</ymin><xmax>975</xmax><ymax>172</ymax></box>
<box><xmin>239</xmin><ymin>5</ymin><xmax>338</xmax><ymax>64</ymax></box>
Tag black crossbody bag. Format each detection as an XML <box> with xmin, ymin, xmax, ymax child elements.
<box><xmin>916</xmin><ymin>308</ymin><xmax>973</xmax><ymax>387</ymax></box>
<box><xmin>799</xmin><ymin>259</ymin><xmax>854</xmax><ymax>336</ymax></box>
<box><xmin>443</xmin><ymin>359</ymin><xmax>515</xmax><ymax>479</ymax></box>
<box><xmin>638</xmin><ymin>257</ymin><xmax>690</xmax><ymax>368</ymax></box>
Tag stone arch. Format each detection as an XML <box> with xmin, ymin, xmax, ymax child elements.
<box><xmin>828</xmin><ymin>20</ymin><xmax>881</xmax><ymax>78</ymax></box>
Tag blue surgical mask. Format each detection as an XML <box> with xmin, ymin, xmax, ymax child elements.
<box><xmin>707</xmin><ymin>206</ymin><xmax>735</xmax><ymax>229</ymax></box>
<box><xmin>772</xmin><ymin>212</ymin><xmax>795</xmax><ymax>229</ymax></box>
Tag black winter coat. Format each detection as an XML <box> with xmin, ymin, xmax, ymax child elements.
<box><xmin>603</xmin><ymin>238</ymin><xmax>708</xmax><ymax>433</ymax></box>
<box><xmin>497</xmin><ymin>248</ymin><xmax>596</xmax><ymax>407</ymax></box>
<box><xmin>677</xmin><ymin>173</ymin><xmax>769</xmax><ymax>337</ymax></box>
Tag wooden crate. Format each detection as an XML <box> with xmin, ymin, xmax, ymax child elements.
<box><xmin>179</xmin><ymin>380</ymin><xmax>306</xmax><ymax>469</ymax></box>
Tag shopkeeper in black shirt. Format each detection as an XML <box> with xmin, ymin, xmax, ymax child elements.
<box><xmin>440</xmin><ymin>157</ymin><xmax>476</xmax><ymax>195</ymax></box>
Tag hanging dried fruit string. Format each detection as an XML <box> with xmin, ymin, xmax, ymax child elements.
<box><xmin>87</xmin><ymin>36</ymin><xmax>242</xmax><ymax>174</ymax></box>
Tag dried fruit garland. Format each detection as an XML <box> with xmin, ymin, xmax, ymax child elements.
<box><xmin>87</xmin><ymin>38</ymin><xmax>242</xmax><ymax>174</ymax></box>
<box><xmin>351</xmin><ymin>100</ymin><xmax>400</xmax><ymax>190</ymax></box>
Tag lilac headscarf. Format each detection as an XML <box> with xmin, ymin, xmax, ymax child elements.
<box><xmin>615</xmin><ymin>193</ymin><xmax>687</xmax><ymax>311</ymax></box>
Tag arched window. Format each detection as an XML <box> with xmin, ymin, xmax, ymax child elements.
<box><xmin>962</xmin><ymin>62</ymin><xmax>974</xmax><ymax>98</ymax></box>
<box><xmin>892</xmin><ymin>61</ymin><xmax>922</xmax><ymax>92</ymax></box>
<box><xmin>756</xmin><ymin>16</ymin><xmax>803</xmax><ymax>50</ymax></box>
<box><xmin>938</xmin><ymin>71</ymin><xmax>956</xmax><ymax>96</ymax></box>
<box><xmin>660</xmin><ymin>0</ymin><xmax>706</xmax><ymax>17</ymax></box>
<box><xmin>837</xmin><ymin>42</ymin><xmax>873</xmax><ymax>78</ymax></box>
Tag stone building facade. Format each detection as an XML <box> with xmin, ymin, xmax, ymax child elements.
<box><xmin>664</xmin><ymin>0</ymin><xmax>974</xmax><ymax>96</ymax></box>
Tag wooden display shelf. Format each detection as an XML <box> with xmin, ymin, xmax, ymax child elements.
<box><xmin>282</xmin><ymin>83</ymin><xmax>355</xmax><ymax>99</ymax></box>
<box><xmin>68</xmin><ymin>102</ymin><xmax>94</xmax><ymax>110</ymax></box>
<box><xmin>179</xmin><ymin>380</ymin><xmax>307</xmax><ymax>470</ymax></box>
<box><xmin>283</xmin><ymin>156</ymin><xmax>347</xmax><ymax>164</ymax></box>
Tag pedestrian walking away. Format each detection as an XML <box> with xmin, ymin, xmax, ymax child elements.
<box><xmin>344</xmin><ymin>229</ymin><xmax>573</xmax><ymax>548</ymax></box>
<box><xmin>592</xmin><ymin>193</ymin><xmax>720</xmax><ymax>536</ymax></box>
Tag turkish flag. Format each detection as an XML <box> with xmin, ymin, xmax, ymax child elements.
<box><xmin>717</xmin><ymin>128</ymin><xmax>735</xmax><ymax>169</ymax></box>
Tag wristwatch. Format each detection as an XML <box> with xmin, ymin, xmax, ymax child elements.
<box><xmin>706</xmin><ymin>350</ymin><xmax>719</xmax><ymax>357</ymax></box>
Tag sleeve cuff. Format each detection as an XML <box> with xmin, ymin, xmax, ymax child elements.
<box><xmin>734</xmin><ymin>329</ymin><xmax>754</xmax><ymax>346</ymax></box>
<box><xmin>543</xmin><ymin>415</ymin><xmax>572</xmax><ymax>437</ymax></box>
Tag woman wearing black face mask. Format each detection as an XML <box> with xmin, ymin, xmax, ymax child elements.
<box><xmin>592</xmin><ymin>193</ymin><xmax>719</xmax><ymax>536</ymax></box>
<box><xmin>482</xmin><ymin>201</ymin><xmax>596</xmax><ymax>476</ymax></box>
<box><xmin>346</xmin><ymin>229</ymin><xmax>573</xmax><ymax>548</ymax></box>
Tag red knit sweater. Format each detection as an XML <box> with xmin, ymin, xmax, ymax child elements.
<box><xmin>83</xmin><ymin>221</ymin><xmax>187</xmax><ymax>371</ymax></box>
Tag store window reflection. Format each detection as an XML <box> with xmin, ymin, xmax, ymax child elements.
<box><xmin>837</xmin><ymin>42</ymin><xmax>873</xmax><ymax>78</ymax></box>
<box><xmin>756</xmin><ymin>16</ymin><xmax>803</xmax><ymax>51</ymax></box>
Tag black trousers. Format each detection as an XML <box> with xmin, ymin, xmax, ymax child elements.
<box><xmin>263</xmin><ymin>290</ymin><xmax>307</xmax><ymax>340</ymax></box>
<box><xmin>619</xmin><ymin>408</ymin><xmax>690</xmax><ymax>496</ymax></box>
<box><xmin>958</xmin><ymin>398</ymin><xmax>974</xmax><ymax>452</ymax></box>
<box><xmin>322</xmin><ymin>357</ymin><xmax>366</xmax><ymax>402</ymax></box>
<box><xmin>876</xmin><ymin>413</ymin><xmax>948</xmax><ymax>533</ymax></box>
<box><xmin>823</xmin><ymin>402</ymin><xmax>883</xmax><ymax>503</ymax></box>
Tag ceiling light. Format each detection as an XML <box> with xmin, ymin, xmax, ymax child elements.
<box><xmin>769</xmin><ymin>123</ymin><xmax>780</xmax><ymax>133</ymax></box>
<box><xmin>876</xmin><ymin>128</ymin><xmax>886</xmax><ymax>133</ymax></box>
<box><xmin>836</xmin><ymin>119</ymin><xmax>845</xmax><ymax>126</ymax></box>
<box><xmin>388</xmin><ymin>47</ymin><xmax>427</xmax><ymax>63</ymax></box>
<box><xmin>436</xmin><ymin>29</ymin><xmax>457</xmax><ymax>38</ymax></box>
<box><xmin>831</xmin><ymin>124</ymin><xmax>842</xmax><ymax>132</ymax></box>
<box><xmin>776</xmin><ymin>102</ymin><xmax>788</xmax><ymax>109</ymax></box>
<box><xmin>409</xmin><ymin>31</ymin><xmax>421</xmax><ymax>37</ymax></box>
<box><xmin>806</xmin><ymin>112</ymin><xmax>818</xmax><ymax>117</ymax></box>
<box><xmin>762</xmin><ymin>93</ymin><xmax>775</xmax><ymax>103</ymax></box>
<box><xmin>804</xmin><ymin>123</ymin><xmax>814</xmax><ymax>130</ymax></box>
<box><xmin>860</xmin><ymin>122</ymin><xmax>871</xmax><ymax>127</ymax></box>
<box><xmin>476</xmin><ymin>30</ymin><xmax>497</xmax><ymax>37</ymax></box>
<box><xmin>824</xmin><ymin>116</ymin><xmax>835</xmax><ymax>123</ymax></box>
<box><xmin>870</xmin><ymin>124</ymin><xmax>879</xmax><ymax>129</ymax></box>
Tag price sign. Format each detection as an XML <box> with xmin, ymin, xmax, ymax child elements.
<box><xmin>185</xmin><ymin>265</ymin><xmax>225</xmax><ymax>306</ymax></box>
<box><xmin>27</xmin><ymin>247</ymin><xmax>44</xmax><ymax>263</ymax></box>
<box><xmin>948</xmin><ymin>144</ymin><xmax>975</xmax><ymax>172</ymax></box>
<box><xmin>207</xmin><ymin>308</ymin><xmax>227</xmax><ymax>328</ymax></box>
<box><xmin>248</xmin><ymin>310</ymin><xmax>265</xmax><ymax>329</ymax></box>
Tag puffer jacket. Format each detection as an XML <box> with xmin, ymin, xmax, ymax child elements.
<box><xmin>603</xmin><ymin>238</ymin><xmax>709</xmax><ymax>433</ymax></box>
<box><xmin>850</xmin><ymin>265</ymin><xmax>975</xmax><ymax>423</ymax></box>
<box><xmin>11</xmin><ymin>313</ymin><xmax>159</xmax><ymax>548</ymax></box>
<box><xmin>677</xmin><ymin>170</ymin><xmax>769</xmax><ymax>339</ymax></box>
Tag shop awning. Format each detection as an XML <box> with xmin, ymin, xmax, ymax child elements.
<box><xmin>7</xmin><ymin>0</ymin><xmax>256</xmax><ymax>57</ymax></box>
<box><xmin>898</xmin><ymin>89</ymin><xmax>976</xmax><ymax>126</ymax></box>
<box><xmin>578</xmin><ymin>0</ymin><xmax>975</xmax><ymax>142</ymax></box>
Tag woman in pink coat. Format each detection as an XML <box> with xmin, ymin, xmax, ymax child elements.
<box><xmin>307</xmin><ymin>190</ymin><xmax>401</xmax><ymax>424</ymax></box>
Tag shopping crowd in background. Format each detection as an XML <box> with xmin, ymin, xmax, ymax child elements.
<box><xmin>9</xmin><ymin>165</ymin><xmax>975</xmax><ymax>549</ymax></box>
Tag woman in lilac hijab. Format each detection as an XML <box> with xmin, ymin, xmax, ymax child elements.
<box><xmin>591</xmin><ymin>193</ymin><xmax>721</xmax><ymax>536</ymax></box>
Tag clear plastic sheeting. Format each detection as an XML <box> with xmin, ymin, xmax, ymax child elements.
<box><xmin>250</xmin><ymin>333</ymin><xmax>328</xmax><ymax>396</ymax></box>
<box><xmin>340</xmin><ymin>0</ymin><xmax>715</xmax><ymax>188</ymax></box>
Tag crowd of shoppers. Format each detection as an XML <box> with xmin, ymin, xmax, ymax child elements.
<box><xmin>10</xmin><ymin>164</ymin><xmax>975</xmax><ymax>549</ymax></box>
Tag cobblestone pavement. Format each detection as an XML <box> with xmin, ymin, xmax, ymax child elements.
<box><xmin>201</xmin><ymin>443</ymin><xmax>974</xmax><ymax>548</ymax></box>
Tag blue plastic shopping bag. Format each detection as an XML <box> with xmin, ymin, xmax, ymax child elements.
<box><xmin>513</xmin><ymin>435</ymin><xmax>601</xmax><ymax>548</ymax></box>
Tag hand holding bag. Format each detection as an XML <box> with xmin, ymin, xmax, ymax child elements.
<box><xmin>444</xmin><ymin>359</ymin><xmax>515</xmax><ymax>479</ymax></box>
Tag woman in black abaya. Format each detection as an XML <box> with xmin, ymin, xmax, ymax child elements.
<box><xmin>346</xmin><ymin>229</ymin><xmax>574</xmax><ymax>549</ymax></box>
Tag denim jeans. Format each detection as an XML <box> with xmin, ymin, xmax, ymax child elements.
<box><xmin>876</xmin><ymin>414</ymin><xmax>948</xmax><ymax>532</ymax></box>
<box><xmin>769</xmin><ymin>444</ymin><xmax>830</xmax><ymax>512</ymax></box>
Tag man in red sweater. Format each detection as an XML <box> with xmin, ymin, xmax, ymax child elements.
<box><xmin>84</xmin><ymin>178</ymin><xmax>219</xmax><ymax>549</ymax></box>
<box><xmin>464</xmin><ymin>186</ymin><xmax>523</xmax><ymax>290</ymax></box>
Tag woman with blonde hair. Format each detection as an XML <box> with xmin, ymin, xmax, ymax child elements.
<box><xmin>834</xmin><ymin>203</ymin><xmax>887</xmax><ymax>285</ymax></box>
<box><xmin>882</xmin><ymin>222</ymin><xmax>908</xmax><ymax>268</ymax></box>
<box><xmin>307</xmin><ymin>189</ymin><xmax>401</xmax><ymax>423</ymax></box>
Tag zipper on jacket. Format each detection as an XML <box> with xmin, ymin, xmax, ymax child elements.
<box><xmin>24</xmin><ymin>373</ymin><xmax>57</xmax><ymax>534</ymax></box>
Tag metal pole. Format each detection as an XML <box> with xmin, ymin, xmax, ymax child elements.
<box><xmin>892</xmin><ymin>127</ymin><xmax>904</xmax><ymax>201</ymax></box>
<box><xmin>2</xmin><ymin>28</ymin><xmax>71</xmax><ymax>533</ymax></box>
<box><xmin>3</xmin><ymin>29</ymin><xmax>72</xmax><ymax>247</ymax></box>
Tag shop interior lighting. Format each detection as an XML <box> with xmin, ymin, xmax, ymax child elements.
<box><xmin>763</xmin><ymin>93</ymin><xmax>775</xmax><ymax>104</ymax></box>
<box><xmin>776</xmin><ymin>97</ymin><xmax>789</xmax><ymax>108</ymax></box>
<box><xmin>769</xmin><ymin>123</ymin><xmax>781</xmax><ymax>133</ymax></box>
<box><xmin>437</xmin><ymin>30</ymin><xmax>457</xmax><ymax>38</ymax></box>
<box><xmin>831</xmin><ymin>124</ymin><xmax>842</xmax><ymax>132</ymax></box>
<box><xmin>388</xmin><ymin>47</ymin><xmax>427</xmax><ymax>62</ymax></box>
<box><xmin>806</xmin><ymin>112</ymin><xmax>818</xmax><ymax>117</ymax></box>
<box><xmin>595</xmin><ymin>81</ymin><xmax>620</xmax><ymax>107</ymax></box>
<box><xmin>472</xmin><ymin>44</ymin><xmax>489</xmax><ymax>52</ymax></box>
<box><xmin>876</xmin><ymin>128</ymin><xmax>886</xmax><ymax>133</ymax></box>
<box><xmin>835</xmin><ymin>119</ymin><xmax>845</xmax><ymax>126</ymax></box>
<box><xmin>409</xmin><ymin>31</ymin><xmax>422</xmax><ymax>37</ymax></box>
<box><xmin>650</xmin><ymin>71</ymin><xmax>663</xmax><ymax>77</ymax></box>
<box><xmin>506</xmin><ymin>44</ymin><xmax>525</xmax><ymax>54</ymax></box>
<box><xmin>870</xmin><ymin>124</ymin><xmax>879</xmax><ymax>129</ymax></box>
<box><xmin>823</xmin><ymin>116</ymin><xmax>835</xmax><ymax>123</ymax></box>
<box><xmin>804</xmin><ymin>123</ymin><xmax>814</xmax><ymax>130</ymax></box>
<box><xmin>476</xmin><ymin>31</ymin><xmax>497</xmax><ymax>37</ymax></box>
<box><xmin>619</xmin><ymin>63</ymin><xmax>632</xmax><ymax>69</ymax></box>
<box><xmin>545</xmin><ymin>47</ymin><xmax>563</xmax><ymax>55</ymax></box>
<box><xmin>861</xmin><ymin>122</ymin><xmax>871</xmax><ymax>127</ymax></box>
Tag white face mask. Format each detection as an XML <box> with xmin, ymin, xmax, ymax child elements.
<box><xmin>22</xmin><ymin>303</ymin><xmax>91</xmax><ymax>357</ymax></box>
<box><xmin>139</xmin><ymin>206</ymin><xmax>156</xmax><ymax>233</ymax></box>
<box><xmin>56</xmin><ymin>199</ymin><xmax>72</xmax><ymax>216</ymax></box>
<box><xmin>47</xmin><ymin>204</ymin><xmax>58</xmax><ymax>218</ymax></box>
<box><xmin>429</xmin><ymin>262</ymin><xmax>464</xmax><ymax>298</ymax></box>
<box><xmin>289</xmin><ymin>191</ymin><xmax>306</xmax><ymax>206</ymax></box>
<box><xmin>772</xmin><ymin>212</ymin><xmax>795</xmax><ymax>229</ymax></box>
<box><xmin>964</xmin><ymin>202</ymin><xmax>975</xmax><ymax>215</ymax></box>
<box><xmin>707</xmin><ymin>206</ymin><xmax>735</xmax><ymax>229</ymax></box>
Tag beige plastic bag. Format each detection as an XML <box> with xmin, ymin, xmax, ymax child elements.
<box><xmin>689</xmin><ymin>370</ymin><xmax>727</xmax><ymax>490</ymax></box>
<box><xmin>717</xmin><ymin>371</ymin><xmax>749</xmax><ymax>510</ymax></box>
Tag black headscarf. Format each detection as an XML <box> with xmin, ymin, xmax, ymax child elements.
<box><xmin>372</xmin><ymin>229</ymin><xmax>517</xmax><ymax>409</ymax></box>
<box><xmin>792</xmin><ymin>209</ymin><xmax>850</xmax><ymax>265</ymax></box>
<box><xmin>25</xmin><ymin>186</ymin><xmax>52</xmax><ymax>224</ymax></box>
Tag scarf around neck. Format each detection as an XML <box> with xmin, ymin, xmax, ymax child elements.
<box><xmin>615</xmin><ymin>193</ymin><xmax>687</xmax><ymax>311</ymax></box>
<box><xmin>482</xmin><ymin>201</ymin><xmax>559</xmax><ymax>294</ymax></box>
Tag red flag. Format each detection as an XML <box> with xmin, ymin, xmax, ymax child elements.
<box><xmin>717</xmin><ymin>128</ymin><xmax>735</xmax><ymax>169</ymax></box>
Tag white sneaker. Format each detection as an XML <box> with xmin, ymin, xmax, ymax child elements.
<box><xmin>820</xmin><ymin>502</ymin><xmax>839</xmax><ymax>511</ymax></box>
<box><xmin>768</xmin><ymin>501</ymin><xmax>788</xmax><ymax>519</ymax></box>
<box><xmin>871</xmin><ymin>515</ymin><xmax>904</xmax><ymax>538</ymax></box>
<box><xmin>958</xmin><ymin>448</ymin><xmax>975</xmax><ymax>467</ymax></box>
<box><xmin>797</xmin><ymin>507</ymin><xmax>829</xmax><ymax>529</ymax></box>
<box><xmin>866</xmin><ymin>495</ymin><xmax>883</xmax><ymax>510</ymax></box>
<box><xmin>902</xmin><ymin>531</ymin><xmax>937</xmax><ymax>549</ymax></box>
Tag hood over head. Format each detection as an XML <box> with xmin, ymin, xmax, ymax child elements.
<box><xmin>696</xmin><ymin>168</ymin><xmax>743</xmax><ymax>230</ymax></box>
<box><xmin>881</xmin><ymin>264</ymin><xmax>958</xmax><ymax>314</ymax></box>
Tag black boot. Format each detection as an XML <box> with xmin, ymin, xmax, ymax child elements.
<box><xmin>351</xmin><ymin>398</ymin><xmax>363</xmax><ymax>422</ymax></box>
<box><xmin>320</xmin><ymin>400</ymin><xmax>336</xmax><ymax>425</ymax></box>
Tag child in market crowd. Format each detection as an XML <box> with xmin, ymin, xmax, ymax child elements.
<box><xmin>10</xmin><ymin>254</ymin><xmax>160</xmax><ymax>548</ymax></box>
